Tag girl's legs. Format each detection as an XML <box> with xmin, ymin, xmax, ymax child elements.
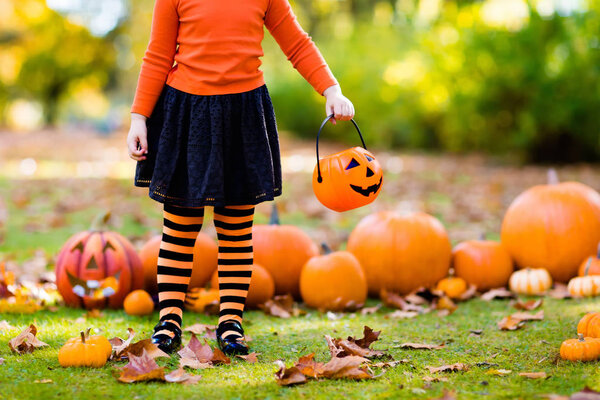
<box><xmin>153</xmin><ymin>203</ymin><xmax>204</xmax><ymax>343</ymax></box>
<box><xmin>213</xmin><ymin>204</ymin><xmax>255</xmax><ymax>342</ymax></box>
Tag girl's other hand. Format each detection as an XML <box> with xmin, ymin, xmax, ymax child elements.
<box><xmin>127</xmin><ymin>113</ymin><xmax>148</xmax><ymax>161</ymax></box>
<box><xmin>323</xmin><ymin>84</ymin><xmax>354</xmax><ymax>125</ymax></box>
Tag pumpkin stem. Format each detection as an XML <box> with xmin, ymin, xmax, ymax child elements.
<box><xmin>578</xmin><ymin>333</ymin><xmax>585</xmax><ymax>342</ymax></box>
<box><xmin>80</xmin><ymin>331</ymin><xmax>86</xmax><ymax>344</ymax></box>
<box><xmin>269</xmin><ymin>203</ymin><xmax>280</xmax><ymax>225</ymax></box>
<box><xmin>584</xmin><ymin>258</ymin><xmax>592</xmax><ymax>276</ymax></box>
<box><xmin>90</xmin><ymin>210</ymin><xmax>112</xmax><ymax>231</ymax></box>
<box><xmin>547</xmin><ymin>169</ymin><xmax>559</xmax><ymax>185</ymax></box>
<box><xmin>84</xmin><ymin>328</ymin><xmax>92</xmax><ymax>339</ymax></box>
<box><xmin>321</xmin><ymin>243</ymin><xmax>333</xmax><ymax>255</ymax></box>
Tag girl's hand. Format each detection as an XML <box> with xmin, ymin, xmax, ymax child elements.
<box><xmin>323</xmin><ymin>84</ymin><xmax>354</xmax><ymax>125</ymax></box>
<box><xmin>127</xmin><ymin>113</ymin><xmax>148</xmax><ymax>161</ymax></box>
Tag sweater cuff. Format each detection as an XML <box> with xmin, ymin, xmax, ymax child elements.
<box><xmin>310</xmin><ymin>65</ymin><xmax>339</xmax><ymax>96</ymax></box>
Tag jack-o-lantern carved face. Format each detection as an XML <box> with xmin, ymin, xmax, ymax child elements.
<box><xmin>313</xmin><ymin>146</ymin><xmax>383</xmax><ymax>212</ymax></box>
<box><xmin>55</xmin><ymin>231</ymin><xmax>144</xmax><ymax>309</ymax></box>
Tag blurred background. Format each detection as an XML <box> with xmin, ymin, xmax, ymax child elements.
<box><xmin>1</xmin><ymin>0</ymin><xmax>598</xmax><ymax>162</ymax></box>
<box><xmin>0</xmin><ymin>0</ymin><xmax>599</xmax><ymax>265</ymax></box>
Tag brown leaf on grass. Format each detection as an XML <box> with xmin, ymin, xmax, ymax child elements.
<box><xmin>371</xmin><ymin>360</ymin><xmax>409</xmax><ymax>368</ymax></box>
<box><xmin>109</xmin><ymin>327</ymin><xmax>135</xmax><ymax>354</ymax></box>
<box><xmin>568</xmin><ymin>386</ymin><xmax>600</xmax><ymax>400</ymax></box>
<box><xmin>360</xmin><ymin>304</ymin><xmax>382</xmax><ymax>315</ymax></box>
<box><xmin>380</xmin><ymin>288</ymin><xmax>424</xmax><ymax>312</ymax></box>
<box><xmin>236</xmin><ymin>352</ymin><xmax>260</xmax><ymax>363</ymax></box>
<box><xmin>273</xmin><ymin>360</ymin><xmax>307</xmax><ymax>386</ymax></box>
<box><xmin>481</xmin><ymin>288</ymin><xmax>515</xmax><ymax>301</ymax></box>
<box><xmin>294</xmin><ymin>353</ymin><xmax>325</xmax><ymax>378</ymax></box>
<box><xmin>319</xmin><ymin>355</ymin><xmax>372</xmax><ymax>379</ymax></box>
<box><xmin>497</xmin><ymin>316</ymin><xmax>526</xmax><ymax>331</ymax></box>
<box><xmin>457</xmin><ymin>284</ymin><xmax>478</xmax><ymax>301</ymax></box>
<box><xmin>211</xmin><ymin>347</ymin><xmax>231</xmax><ymax>365</ymax></box>
<box><xmin>519</xmin><ymin>371</ymin><xmax>548</xmax><ymax>379</ymax></box>
<box><xmin>324</xmin><ymin>325</ymin><xmax>385</xmax><ymax>359</ymax></box>
<box><xmin>511</xmin><ymin>310</ymin><xmax>544</xmax><ymax>321</ymax></box>
<box><xmin>164</xmin><ymin>368</ymin><xmax>202</xmax><ymax>385</ymax></box>
<box><xmin>0</xmin><ymin>320</ymin><xmax>15</xmax><ymax>331</ymax></box>
<box><xmin>117</xmin><ymin>349</ymin><xmax>166</xmax><ymax>383</ymax></box>
<box><xmin>34</xmin><ymin>379</ymin><xmax>53</xmax><ymax>384</ymax></box>
<box><xmin>426</xmin><ymin>363</ymin><xmax>469</xmax><ymax>373</ymax></box>
<box><xmin>511</xmin><ymin>298</ymin><xmax>543</xmax><ymax>311</ymax></box>
<box><xmin>384</xmin><ymin>310</ymin><xmax>419</xmax><ymax>319</ymax></box>
<box><xmin>325</xmin><ymin>297</ymin><xmax>364</xmax><ymax>313</ymax></box>
<box><xmin>397</xmin><ymin>342</ymin><xmax>445</xmax><ymax>350</ymax></box>
<box><xmin>8</xmin><ymin>324</ymin><xmax>48</xmax><ymax>354</ymax></box>
<box><xmin>423</xmin><ymin>376</ymin><xmax>449</xmax><ymax>382</ymax></box>
<box><xmin>258</xmin><ymin>293</ymin><xmax>304</xmax><ymax>318</ymax></box>
<box><xmin>435</xmin><ymin>296</ymin><xmax>458</xmax><ymax>315</ymax></box>
<box><xmin>184</xmin><ymin>323</ymin><xmax>217</xmax><ymax>336</ymax></box>
<box><xmin>547</xmin><ymin>283</ymin><xmax>572</xmax><ymax>300</ymax></box>
<box><xmin>120</xmin><ymin>339</ymin><xmax>170</xmax><ymax>360</ymax></box>
<box><xmin>178</xmin><ymin>334</ymin><xmax>230</xmax><ymax>369</ymax></box>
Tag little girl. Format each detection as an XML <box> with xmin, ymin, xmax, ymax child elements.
<box><xmin>126</xmin><ymin>0</ymin><xmax>354</xmax><ymax>356</ymax></box>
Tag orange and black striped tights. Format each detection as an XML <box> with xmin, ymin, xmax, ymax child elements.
<box><xmin>153</xmin><ymin>203</ymin><xmax>254</xmax><ymax>342</ymax></box>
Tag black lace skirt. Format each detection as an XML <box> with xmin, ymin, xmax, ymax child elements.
<box><xmin>134</xmin><ymin>84</ymin><xmax>282</xmax><ymax>207</ymax></box>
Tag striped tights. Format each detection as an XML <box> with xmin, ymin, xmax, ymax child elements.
<box><xmin>153</xmin><ymin>203</ymin><xmax>254</xmax><ymax>342</ymax></box>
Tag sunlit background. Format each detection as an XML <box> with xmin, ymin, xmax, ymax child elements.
<box><xmin>0</xmin><ymin>0</ymin><xmax>597</xmax><ymax>172</ymax></box>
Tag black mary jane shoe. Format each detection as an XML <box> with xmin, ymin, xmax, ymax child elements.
<box><xmin>151</xmin><ymin>320</ymin><xmax>182</xmax><ymax>354</ymax></box>
<box><xmin>216</xmin><ymin>319</ymin><xmax>249</xmax><ymax>356</ymax></box>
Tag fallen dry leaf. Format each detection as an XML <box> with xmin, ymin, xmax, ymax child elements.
<box><xmin>360</xmin><ymin>304</ymin><xmax>382</xmax><ymax>315</ymax></box>
<box><xmin>568</xmin><ymin>386</ymin><xmax>600</xmax><ymax>400</ymax></box>
<box><xmin>511</xmin><ymin>298</ymin><xmax>543</xmax><ymax>311</ymax></box>
<box><xmin>236</xmin><ymin>352</ymin><xmax>259</xmax><ymax>363</ymax></box>
<box><xmin>481</xmin><ymin>288</ymin><xmax>515</xmax><ymax>301</ymax></box>
<box><xmin>8</xmin><ymin>324</ymin><xmax>48</xmax><ymax>354</ymax></box>
<box><xmin>274</xmin><ymin>360</ymin><xmax>307</xmax><ymax>386</ymax></box>
<box><xmin>110</xmin><ymin>328</ymin><xmax>168</xmax><ymax>360</ymax></box>
<box><xmin>324</xmin><ymin>325</ymin><xmax>385</xmax><ymax>359</ymax></box>
<box><xmin>426</xmin><ymin>363</ymin><xmax>469</xmax><ymax>373</ymax></box>
<box><xmin>33</xmin><ymin>379</ymin><xmax>53</xmax><ymax>384</ymax></box>
<box><xmin>0</xmin><ymin>320</ymin><xmax>15</xmax><ymax>331</ymax></box>
<box><xmin>178</xmin><ymin>334</ymin><xmax>230</xmax><ymax>369</ymax></box>
<box><xmin>117</xmin><ymin>349</ymin><xmax>166</xmax><ymax>383</ymax></box>
<box><xmin>385</xmin><ymin>310</ymin><xmax>419</xmax><ymax>319</ymax></box>
<box><xmin>319</xmin><ymin>355</ymin><xmax>372</xmax><ymax>379</ymax></box>
<box><xmin>184</xmin><ymin>323</ymin><xmax>217</xmax><ymax>337</ymax></box>
<box><xmin>371</xmin><ymin>360</ymin><xmax>409</xmax><ymax>368</ymax></box>
<box><xmin>423</xmin><ymin>375</ymin><xmax>449</xmax><ymax>382</ymax></box>
<box><xmin>294</xmin><ymin>353</ymin><xmax>325</xmax><ymax>378</ymax></box>
<box><xmin>519</xmin><ymin>371</ymin><xmax>548</xmax><ymax>379</ymax></box>
<box><xmin>436</xmin><ymin>296</ymin><xmax>458</xmax><ymax>314</ymax></box>
<box><xmin>380</xmin><ymin>288</ymin><xmax>424</xmax><ymax>312</ymax></box>
<box><xmin>397</xmin><ymin>342</ymin><xmax>445</xmax><ymax>350</ymax></box>
<box><xmin>259</xmin><ymin>294</ymin><xmax>305</xmax><ymax>318</ymax></box>
<box><xmin>458</xmin><ymin>284</ymin><xmax>478</xmax><ymax>301</ymax></box>
<box><xmin>511</xmin><ymin>310</ymin><xmax>544</xmax><ymax>321</ymax></box>
<box><xmin>497</xmin><ymin>316</ymin><xmax>526</xmax><ymax>331</ymax></box>
<box><xmin>164</xmin><ymin>368</ymin><xmax>202</xmax><ymax>385</ymax></box>
<box><xmin>547</xmin><ymin>283</ymin><xmax>572</xmax><ymax>300</ymax></box>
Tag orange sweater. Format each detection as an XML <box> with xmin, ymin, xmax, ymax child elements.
<box><xmin>131</xmin><ymin>0</ymin><xmax>339</xmax><ymax>118</ymax></box>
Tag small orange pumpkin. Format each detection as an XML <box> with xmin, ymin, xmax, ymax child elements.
<box><xmin>299</xmin><ymin>243</ymin><xmax>367</xmax><ymax>311</ymax></box>
<box><xmin>210</xmin><ymin>264</ymin><xmax>275</xmax><ymax>309</ymax></box>
<box><xmin>65</xmin><ymin>328</ymin><xmax>112</xmax><ymax>359</ymax></box>
<box><xmin>123</xmin><ymin>289</ymin><xmax>154</xmax><ymax>316</ymax></box>
<box><xmin>560</xmin><ymin>333</ymin><xmax>600</xmax><ymax>361</ymax></box>
<box><xmin>312</xmin><ymin>115</ymin><xmax>383</xmax><ymax>212</ymax></box>
<box><xmin>436</xmin><ymin>276</ymin><xmax>468</xmax><ymax>299</ymax></box>
<box><xmin>452</xmin><ymin>238</ymin><xmax>514</xmax><ymax>291</ymax></box>
<box><xmin>184</xmin><ymin>288</ymin><xmax>220</xmax><ymax>313</ymax></box>
<box><xmin>58</xmin><ymin>331</ymin><xmax>108</xmax><ymax>367</ymax></box>
<box><xmin>577</xmin><ymin>312</ymin><xmax>600</xmax><ymax>338</ymax></box>
<box><xmin>578</xmin><ymin>242</ymin><xmax>600</xmax><ymax>277</ymax></box>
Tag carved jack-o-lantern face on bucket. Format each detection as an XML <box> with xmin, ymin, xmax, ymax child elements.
<box><xmin>55</xmin><ymin>230</ymin><xmax>144</xmax><ymax>309</ymax></box>
<box><xmin>312</xmin><ymin>115</ymin><xmax>383</xmax><ymax>212</ymax></box>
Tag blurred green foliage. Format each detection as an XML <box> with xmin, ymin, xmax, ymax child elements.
<box><xmin>0</xmin><ymin>0</ymin><xmax>598</xmax><ymax>162</ymax></box>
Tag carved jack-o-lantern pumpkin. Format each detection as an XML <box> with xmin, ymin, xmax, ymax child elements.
<box><xmin>55</xmin><ymin>228</ymin><xmax>144</xmax><ymax>309</ymax></box>
<box><xmin>312</xmin><ymin>115</ymin><xmax>383</xmax><ymax>212</ymax></box>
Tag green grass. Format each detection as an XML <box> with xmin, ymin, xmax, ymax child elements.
<box><xmin>1</xmin><ymin>297</ymin><xmax>600</xmax><ymax>400</ymax></box>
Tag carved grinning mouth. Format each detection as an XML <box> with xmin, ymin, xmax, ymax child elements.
<box><xmin>350</xmin><ymin>177</ymin><xmax>382</xmax><ymax>196</ymax></box>
<box><xmin>66</xmin><ymin>270</ymin><xmax>120</xmax><ymax>299</ymax></box>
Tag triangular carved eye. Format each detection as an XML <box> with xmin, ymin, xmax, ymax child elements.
<box><xmin>345</xmin><ymin>158</ymin><xmax>360</xmax><ymax>170</ymax></box>
<box><xmin>365</xmin><ymin>154</ymin><xmax>374</xmax><ymax>162</ymax></box>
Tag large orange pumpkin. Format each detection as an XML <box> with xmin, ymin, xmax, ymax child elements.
<box><xmin>578</xmin><ymin>243</ymin><xmax>600</xmax><ymax>277</ymax></box>
<box><xmin>501</xmin><ymin>171</ymin><xmax>600</xmax><ymax>283</ymax></box>
<box><xmin>253</xmin><ymin>205</ymin><xmax>318</xmax><ymax>299</ymax></box>
<box><xmin>299</xmin><ymin>244</ymin><xmax>367</xmax><ymax>311</ymax></box>
<box><xmin>452</xmin><ymin>239</ymin><xmax>514</xmax><ymax>291</ymax></box>
<box><xmin>139</xmin><ymin>235</ymin><xmax>161</xmax><ymax>295</ymax></box>
<box><xmin>55</xmin><ymin>229</ymin><xmax>144</xmax><ymax>309</ymax></box>
<box><xmin>210</xmin><ymin>263</ymin><xmax>275</xmax><ymax>309</ymax></box>
<box><xmin>312</xmin><ymin>115</ymin><xmax>383</xmax><ymax>212</ymax></box>
<box><xmin>347</xmin><ymin>211</ymin><xmax>451</xmax><ymax>296</ymax></box>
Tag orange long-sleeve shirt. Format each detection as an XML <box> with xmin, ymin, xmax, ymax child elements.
<box><xmin>131</xmin><ymin>0</ymin><xmax>339</xmax><ymax>118</ymax></box>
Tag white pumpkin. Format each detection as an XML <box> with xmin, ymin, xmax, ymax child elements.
<box><xmin>568</xmin><ymin>276</ymin><xmax>600</xmax><ymax>298</ymax></box>
<box><xmin>509</xmin><ymin>268</ymin><xmax>552</xmax><ymax>295</ymax></box>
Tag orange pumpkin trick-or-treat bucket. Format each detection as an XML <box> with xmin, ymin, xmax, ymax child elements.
<box><xmin>312</xmin><ymin>114</ymin><xmax>383</xmax><ymax>212</ymax></box>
